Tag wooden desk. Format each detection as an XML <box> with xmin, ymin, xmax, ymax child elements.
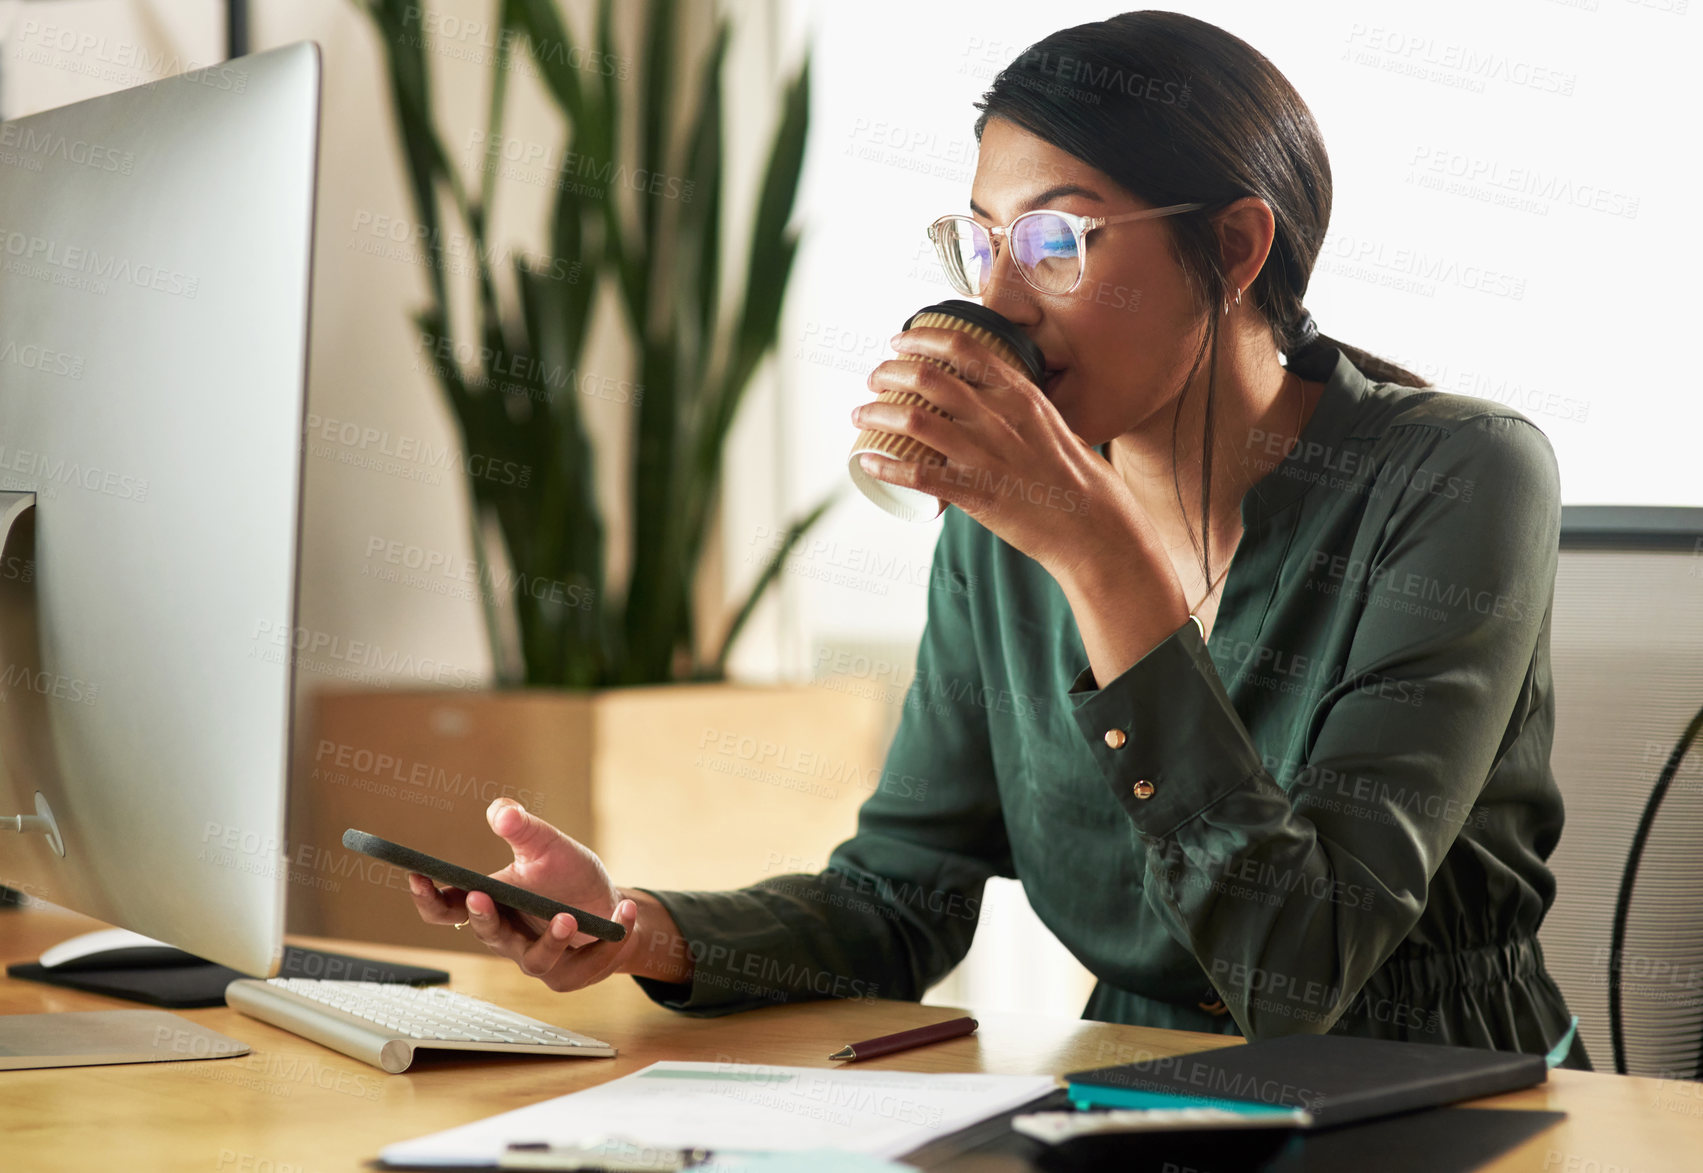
<box><xmin>2</xmin><ymin>908</ymin><xmax>1696</xmax><ymax>1172</ymax></box>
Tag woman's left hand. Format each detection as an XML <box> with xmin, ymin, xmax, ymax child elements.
<box><xmin>855</xmin><ymin>325</ymin><xmax>1145</xmax><ymax>583</ymax></box>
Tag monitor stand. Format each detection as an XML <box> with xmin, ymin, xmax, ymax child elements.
<box><xmin>0</xmin><ymin>492</ymin><xmax>67</xmax><ymax>865</ymax></box>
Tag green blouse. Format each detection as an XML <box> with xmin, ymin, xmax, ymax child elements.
<box><xmin>635</xmin><ymin>343</ymin><xmax>1589</xmax><ymax>1070</ymax></box>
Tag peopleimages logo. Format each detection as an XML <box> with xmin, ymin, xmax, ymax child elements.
<box><xmin>466</xmin><ymin>131</ymin><xmax>693</xmax><ymax>202</ymax></box>
<box><xmin>0</xmin><ymin>338</ymin><xmax>84</xmax><ymax>380</ymax></box>
<box><xmin>249</xmin><ymin>620</ymin><xmax>479</xmax><ymax>690</ymax></box>
<box><xmin>0</xmin><ymin>444</ymin><xmax>149</xmax><ymax>502</ymax></box>
<box><xmin>0</xmin><ymin>228</ymin><xmax>198</xmax><ymax>297</ymax></box>
<box><xmin>304</xmin><ymin>413</ymin><xmax>531</xmax><ymax>488</ymax></box>
<box><xmin>1008</xmin><ymin>48</ymin><xmax>1193</xmax><ymax>105</ymax></box>
<box><xmin>1305</xmin><ymin>550</ymin><xmax>1529</xmax><ymax>623</ymax></box>
<box><xmin>1342</xmin><ymin>24</ymin><xmax>1577</xmax><ymax>97</ymax></box>
<box><xmin>399</xmin><ymin>5</ymin><xmax>630</xmax><ymax>79</ymax></box>
<box><xmin>0</xmin><ymin>123</ymin><xmax>134</xmax><ymax>174</ymax></box>
<box><xmin>349</xmin><ymin>210</ymin><xmax>581</xmax><ymax>283</ymax></box>
<box><xmin>1408</xmin><ymin>145</ymin><xmax>1639</xmax><ymax>220</ymax></box>
<box><xmin>312</xmin><ymin>739</ymin><xmax>549</xmax><ymax>813</ymax></box>
<box><xmin>12</xmin><ymin>21</ymin><xmax>250</xmax><ymax>94</ymax></box>
<box><xmin>0</xmin><ymin>663</ymin><xmax>100</xmax><ymax>705</ymax></box>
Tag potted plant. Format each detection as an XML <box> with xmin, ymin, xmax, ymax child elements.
<box><xmin>289</xmin><ymin>0</ymin><xmax>899</xmax><ymax>951</ymax></box>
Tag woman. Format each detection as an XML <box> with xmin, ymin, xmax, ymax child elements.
<box><xmin>408</xmin><ymin>10</ymin><xmax>1588</xmax><ymax>1068</ymax></box>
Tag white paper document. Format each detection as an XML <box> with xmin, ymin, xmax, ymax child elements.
<box><xmin>378</xmin><ymin>1061</ymin><xmax>1057</xmax><ymax>1167</ymax></box>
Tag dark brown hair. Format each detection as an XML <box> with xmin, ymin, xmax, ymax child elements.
<box><xmin>973</xmin><ymin>10</ymin><xmax>1424</xmax><ymax>581</ymax></box>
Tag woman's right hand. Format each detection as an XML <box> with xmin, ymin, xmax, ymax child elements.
<box><xmin>407</xmin><ymin>797</ymin><xmax>647</xmax><ymax>992</ymax></box>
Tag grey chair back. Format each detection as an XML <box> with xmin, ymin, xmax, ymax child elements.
<box><xmin>1541</xmin><ymin>506</ymin><xmax>1703</xmax><ymax>1077</ymax></box>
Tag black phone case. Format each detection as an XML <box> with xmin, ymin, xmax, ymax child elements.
<box><xmin>342</xmin><ymin>828</ymin><xmax>626</xmax><ymax>942</ymax></box>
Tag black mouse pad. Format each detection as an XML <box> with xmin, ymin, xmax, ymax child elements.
<box><xmin>7</xmin><ymin>944</ymin><xmax>449</xmax><ymax>1007</ymax></box>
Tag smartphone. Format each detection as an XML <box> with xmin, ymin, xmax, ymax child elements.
<box><xmin>342</xmin><ymin>828</ymin><xmax>626</xmax><ymax>943</ymax></box>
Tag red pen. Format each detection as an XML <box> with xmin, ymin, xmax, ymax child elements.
<box><xmin>829</xmin><ymin>1016</ymin><xmax>979</xmax><ymax>1062</ymax></box>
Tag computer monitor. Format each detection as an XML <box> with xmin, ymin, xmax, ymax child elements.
<box><xmin>0</xmin><ymin>43</ymin><xmax>319</xmax><ymax>980</ymax></box>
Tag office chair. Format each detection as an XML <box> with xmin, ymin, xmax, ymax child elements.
<box><xmin>1540</xmin><ymin>506</ymin><xmax>1703</xmax><ymax>1078</ymax></box>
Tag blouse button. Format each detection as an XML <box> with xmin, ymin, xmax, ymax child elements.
<box><xmin>1132</xmin><ymin>780</ymin><xmax>1155</xmax><ymax>800</ymax></box>
<box><xmin>1103</xmin><ymin>729</ymin><xmax>1127</xmax><ymax>749</ymax></box>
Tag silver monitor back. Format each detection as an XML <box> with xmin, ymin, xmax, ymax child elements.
<box><xmin>0</xmin><ymin>42</ymin><xmax>320</xmax><ymax>976</ymax></box>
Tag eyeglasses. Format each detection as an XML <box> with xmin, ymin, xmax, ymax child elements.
<box><xmin>927</xmin><ymin>203</ymin><xmax>1206</xmax><ymax>297</ymax></box>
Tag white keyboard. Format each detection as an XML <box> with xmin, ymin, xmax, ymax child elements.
<box><xmin>225</xmin><ymin>977</ymin><xmax>615</xmax><ymax>1073</ymax></box>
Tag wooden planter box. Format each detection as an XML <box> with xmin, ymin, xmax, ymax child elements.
<box><xmin>285</xmin><ymin>682</ymin><xmax>902</xmax><ymax>954</ymax></box>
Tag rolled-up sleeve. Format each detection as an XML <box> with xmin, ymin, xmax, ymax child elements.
<box><xmin>634</xmin><ymin>509</ymin><xmax>1013</xmax><ymax>1015</ymax></box>
<box><xmin>1065</xmin><ymin>416</ymin><xmax>1560</xmax><ymax>1039</ymax></box>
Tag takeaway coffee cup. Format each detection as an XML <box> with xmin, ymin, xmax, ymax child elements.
<box><xmin>848</xmin><ymin>299</ymin><xmax>1047</xmax><ymax>522</ymax></box>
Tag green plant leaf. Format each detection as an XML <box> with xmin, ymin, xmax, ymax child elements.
<box><xmin>619</xmin><ymin>0</ymin><xmax>697</xmax><ymax>685</ymax></box>
<box><xmin>511</xmin><ymin>0</ymin><xmax>585</xmax><ymax>123</ymax></box>
<box><xmin>357</xmin><ymin>0</ymin><xmax>472</xmax><ymax>312</ymax></box>
<box><xmin>678</xmin><ymin>22</ymin><xmax>727</xmax><ymax>381</ymax></box>
<box><xmin>411</xmin><ymin>304</ymin><xmax>511</xmax><ymax>678</ymax></box>
<box><xmin>637</xmin><ymin>0</ymin><xmax>677</xmax><ymax>251</ymax></box>
<box><xmin>476</xmin><ymin>0</ymin><xmax>522</xmax><ymax>222</ymax></box>
<box><xmin>513</xmin><ymin>260</ymin><xmax>608</xmax><ymax>687</ymax></box>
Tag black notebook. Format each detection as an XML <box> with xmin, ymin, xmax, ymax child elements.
<box><xmin>1064</xmin><ymin>1033</ymin><xmax>1548</xmax><ymax>1130</ymax></box>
